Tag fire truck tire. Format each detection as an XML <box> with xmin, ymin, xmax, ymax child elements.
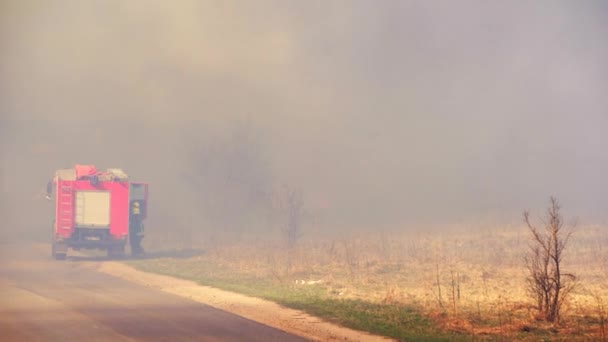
<box><xmin>51</xmin><ymin>222</ymin><xmax>67</xmax><ymax>260</ymax></box>
<box><xmin>107</xmin><ymin>246</ymin><xmax>125</xmax><ymax>259</ymax></box>
<box><xmin>51</xmin><ymin>242</ymin><xmax>67</xmax><ymax>260</ymax></box>
<box><xmin>53</xmin><ymin>252</ymin><xmax>67</xmax><ymax>260</ymax></box>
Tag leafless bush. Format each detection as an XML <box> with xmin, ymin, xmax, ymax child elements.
<box><xmin>523</xmin><ymin>196</ymin><xmax>576</xmax><ymax>323</ymax></box>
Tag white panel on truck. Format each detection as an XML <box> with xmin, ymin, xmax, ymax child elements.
<box><xmin>75</xmin><ymin>191</ymin><xmax>111</xmax><ymax>227</ymax></box>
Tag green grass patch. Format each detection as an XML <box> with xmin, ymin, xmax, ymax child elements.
<box><xmin>126</xmin><ymin>258</ymin><xmax>467</xmax><ymax>341</ymax></box>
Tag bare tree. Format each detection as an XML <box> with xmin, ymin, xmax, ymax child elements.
<box><xmin>275</xmin><ymin>185</ymin><xmax>304</xmax><ymax>249</ymax></box>
<box><xmin>271</xmin><ymin>184</ymin><xmax>305</xmax><ymax>274</ymax></box>
<box><xmin>184</xmin><ymin>121</ymin><xmax>273</xmax><ymax>233</ymax></box>
<box><xmin>523</xmin><ymin>196</ymin><xmax>576</xmax><ymax>323</ymax></box>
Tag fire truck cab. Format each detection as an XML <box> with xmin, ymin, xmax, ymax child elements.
<box><xmin>47</xmin><ymin>165</ymin><xmax>148</xmax><ymax>260</ymax></box>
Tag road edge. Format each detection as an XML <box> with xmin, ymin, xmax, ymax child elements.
<box><xmin>97</xmin><ymin>261</ymin><xmax>394</xmax><ymax>342</ymax></box>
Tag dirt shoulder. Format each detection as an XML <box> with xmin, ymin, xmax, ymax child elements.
<box><xmin>98</xmin><ymin>261</ymin><xmax>393</xmax><ymax>342</ymax></box>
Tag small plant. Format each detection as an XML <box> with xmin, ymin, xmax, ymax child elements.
<box><xmin>450</xmin><ymin>270</ymin><xmax>460</xmax><ymax>316</ymax></box>
<box><xmin>342</xmin><ymin>239</ymin><xmax>359</xmax><ymax>281</ymax></box>
<box><xmin>434</xmin><ymin>263</ymin><xmax>446</xmax><ymax>311</ymax></box>
<box><xmin>589</xmin><ymin>290</ymin><xmax>607</xmax><ymax>341</ymax></box>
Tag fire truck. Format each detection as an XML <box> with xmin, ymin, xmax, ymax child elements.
<box><xmin>46</xmin><ymin>165</ymin><xmax>148</xmax><ymax>260</ymax></box>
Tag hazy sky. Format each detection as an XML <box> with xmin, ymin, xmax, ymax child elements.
<box><xmin>2</xmin><ymin>1</ymin><xmax>608</xmax><ymax>234</ymax></box>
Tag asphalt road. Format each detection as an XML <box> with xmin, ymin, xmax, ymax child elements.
<box><xmin>0</xmin><ymin>241</ymin><xmax>308</xmax><ymax>342</ymax></box>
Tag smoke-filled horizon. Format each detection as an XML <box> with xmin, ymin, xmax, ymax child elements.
<box><xmin>2</xmin><ymin>1</ymin><xmax>608</xmax><ymax>238</ymax></box>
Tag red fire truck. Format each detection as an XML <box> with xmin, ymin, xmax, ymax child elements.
<box><xmin>47</xmin><ymin>165</ymin><xmax>148</xmax><ymax>260</ymax></box>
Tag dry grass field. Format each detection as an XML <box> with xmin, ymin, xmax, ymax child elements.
<box><xmin>134</xmin><ymin>223</ymin><xmax>608</xmax><ymax>341</ymax></box>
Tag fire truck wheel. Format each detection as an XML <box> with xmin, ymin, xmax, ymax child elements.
<box><xmin>107</xmin><ymin>246</ymin><xmax>126</xmax><ymax>259</ymax></box>
<box><xmin>51</xmin><ymin>222</ymin><xmax>67</xmax><ymax>260</ymax></box>
<box><xmin>51</xmin><ymin>243</ymin><xmax>67</xmax><ymax>260</ymax></box>
<box><xmin>53</xmin><ymin>253</ymin><xmax>67</xmax><ymax>260</ymax></box>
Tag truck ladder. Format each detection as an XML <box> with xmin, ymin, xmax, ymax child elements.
<box><xmin>58</xmin><ymin>183</ymin><xmax>74</xmax><ymax>230</ymax></box>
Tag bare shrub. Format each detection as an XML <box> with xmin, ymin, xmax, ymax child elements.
<box><xmin>523</xmin><ymin>196</ymin><xmax>576</xmax><ymax>323</ymax></box>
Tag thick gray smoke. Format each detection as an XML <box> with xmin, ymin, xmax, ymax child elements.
<box><xmin>1</xmin><ymin>1</ymin><xmax>608</xmax><ymax>241</ymax></box>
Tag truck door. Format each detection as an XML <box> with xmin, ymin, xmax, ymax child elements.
<box><xmin>75</xmin><ymin>191</ymin><xmax>111</xmax><ymax>228</ymax></box>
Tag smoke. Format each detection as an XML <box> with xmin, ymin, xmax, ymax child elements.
<box><xmin>1</xmin><ymin>1</ymin><xmax>608</xmax><ymax>240</ymax></box>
